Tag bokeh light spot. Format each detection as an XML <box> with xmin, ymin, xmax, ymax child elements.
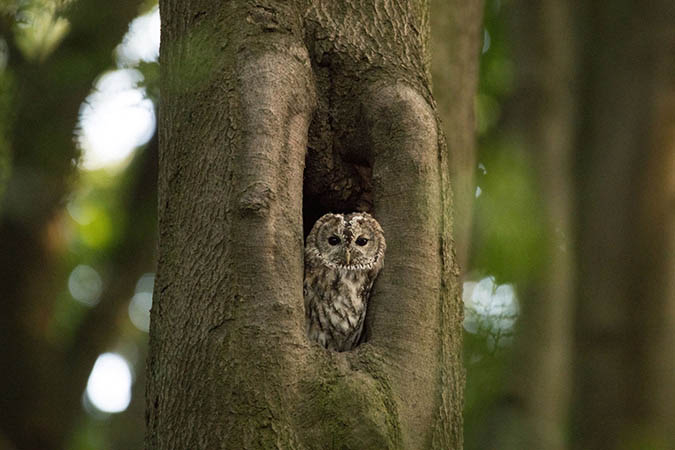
<box><xmin>85</xmin><ymin>353</ymin><xmax>132</xmax><ymax>414</ymax></box>
<box><xmin>463</xmin><ymin>276</ymin><xmax>519</xmax><ymax>338</ymax></box>
<box><xmin>86</xmin><ymin>353</ymin><xmax>132</xmax><ymax>413</ymax></box>
<box><xmin>482</xmin><ymin>28</ymin><xmax>491</xmax><ymax>54</ymax></box>
<box><xmin>128</xmin><ymin>273</ymin><xmax>154</xmax><ymax>332</ymax></box>
<box><xmin>116</xmin><ymin>6</ymin><xmax>160</xmax><ymax>66</ymax></box>
<box><xmin>129</xmin><ymin>292</ymin><xmax>152</xmax><ymax>332</ymax></box>
<box><xmin>135</xmin><ymin>272</ymin><xmax>155</xmax><ymax>294</ymax></box>
<box><xmin>68</xmin><ymin>265</ymin><xmax>103</xmax><ymax>306</ymax></box>
<box><xmin>77</xmin><ymin>69</ymin><xmax>155</xmax><ymax>171</ymax></box>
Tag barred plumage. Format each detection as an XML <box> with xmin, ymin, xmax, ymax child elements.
<box><xmin>304</xmin><ymin>213</ymin><xmax>386</xmax><ymax>351</ymax></box>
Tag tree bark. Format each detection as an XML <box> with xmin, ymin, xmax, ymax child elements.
<box><xmin>430</xmin><ymin>0</ymin><xmax>483</xmax><ymax>272</ymax></box>
<box><xmin>147</xmin><ymin>1</ymin><xmax>481</xmax><ymax>448</ymax></box>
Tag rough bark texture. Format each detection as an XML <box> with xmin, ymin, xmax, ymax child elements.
<box><xmin>574</xmin><ymin>2</ymin><xmax>675</xmax><ymax>448</ymax></box>
<box><xmin>147</xmin><ymin>1</ymin><xmax>480</xmax><ymax>448</ymax></box>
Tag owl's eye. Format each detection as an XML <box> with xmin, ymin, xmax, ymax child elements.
<box><xmin>355</xmin><ymin>237</ymin><xmax>368</xmax><ymax>246</ymax></box>
<box><xmin>328</xmin><ymin>236</ymin><xmax>341</xmax><ymax>246</ymax></box>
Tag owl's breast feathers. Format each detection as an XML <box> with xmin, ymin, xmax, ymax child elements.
<box><xmin>304</xmin><ymin>255</ymin><xmax>378</xmax><ymax>351</ymax></box>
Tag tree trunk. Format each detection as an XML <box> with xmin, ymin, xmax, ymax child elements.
<box><xmin>147</xmin><ymin>1</ymin><xmax>481</xmax><ymax>448</ymax></box>
<box><xmin>574</xmin><ymin>2</ymin><xmax>675</xmax><ymax>448</ymax></box>
<box><xmin>469</xmin><ymin>2</ymin><xmax>675</xmax><ymax>449</ymax></box>
<box><xmin>430</xmin><ymin>0</ymin><xmax>484</xmax><ymax>272</ymax></box>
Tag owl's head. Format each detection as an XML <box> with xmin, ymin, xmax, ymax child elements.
<box><xmin>306</xmin><ymin>212</ymin><xmax>386</xmax><ymax>271</ymax></box>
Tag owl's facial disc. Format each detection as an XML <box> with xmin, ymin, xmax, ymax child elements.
<box><xmin>309</xmin><ymin>212</ymin><xmax>383</xmax><ymax>271</ymax></box>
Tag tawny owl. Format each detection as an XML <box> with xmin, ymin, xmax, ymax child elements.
<box><xmin>304</xmin><ymin>212</ymin><xmax>386</xmax><ymax>351</ymax></box>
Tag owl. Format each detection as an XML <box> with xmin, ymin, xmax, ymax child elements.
<box><xmin>304</xmin><ymin>212</ymin><xmax>386</xmax><ymax>351</ymax></box>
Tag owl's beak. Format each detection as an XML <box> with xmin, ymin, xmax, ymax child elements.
<box><xmin>345</xmin><ymin>250</ymin><xmax>351</xmax><ymax>265</ymax></box>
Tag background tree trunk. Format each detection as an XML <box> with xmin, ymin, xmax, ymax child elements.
<box><xmin>574</xmin><ymin>2</ymin><xmax>675</xmax><ymax>448</ymax></box>
<box><xmin>147</xmin><ymin>1</ymin><xmax>481</xmax><ymax>448</ymax></box>
<box><xmin>466</xmin><ymin>2</ymin><xmax>675</xmax><ymax>449</ymax></box>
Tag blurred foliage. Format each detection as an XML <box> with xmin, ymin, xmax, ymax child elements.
<box><xmin>0</xmin><ymin>67</ymin><xmax>13</xmax><ymax>199</ymax></box>
<box><xmin>136</xmin><ymin>59</ymin><xmax>159</xmax><ymax>100</ymax></box>
<box><xmin>0</xmin><ymin>0</ymin><xmax>157</xmax><ymax>448</ymax></box>
<box><xmin>471</xmin><ymin>0</ymin><xmax>547</xmax><ymax>289</ymax></box>
<box><xmin>14</xmin><ymin>0</ymin><xmax>70</xmax><ymax>61</ymax></box>
<box><xmin>464</xmin><ymin>326</ymin><xmax>511</xmax><ymax>447</ymax></box>
<box><xmin>463</xmin><ymin>0</ymin><xmax>548</xmax><ymax>448</ymax></box>
<box><xmin>47</xmin><ymin>171</ymin><xmax>131</xmax><ymax>347</ymax></box>
<box><xmin>472</xmin><ymin>138</ymin><xmax>547</xmax><ymax>285</ymax></box>
<box><xmin>463</xmin><ymin>276</ymin><xmax>518</xmax><ymax>446</ymax></box>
